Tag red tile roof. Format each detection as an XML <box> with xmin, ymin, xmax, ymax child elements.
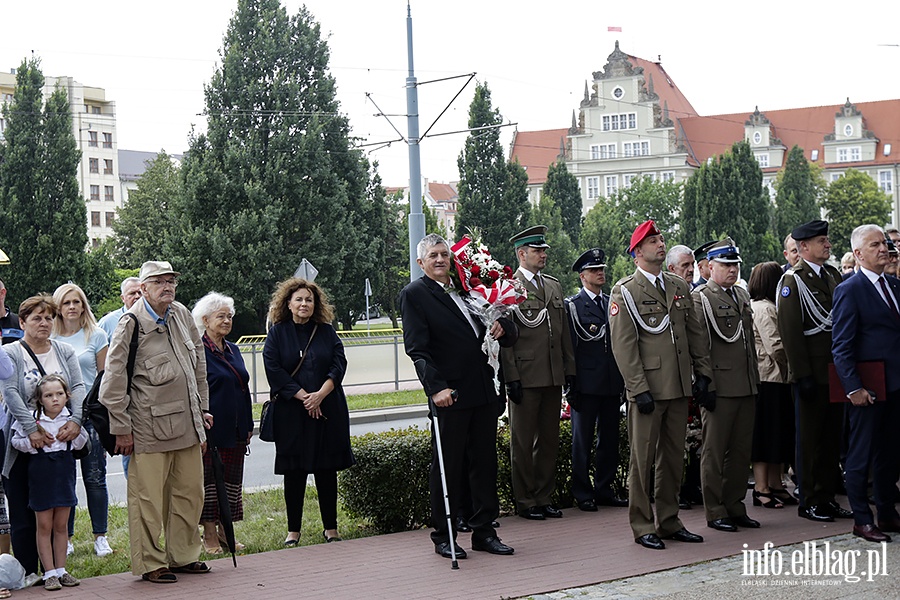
<box><xmin>628</xmin><ymin>55</ymin><xmax>698</xmax><ymax>121</ymax></box>
<box><xmin>679</xmin><ymin>99</ymin><xmax>900</xmax><ymax>170</ymax></box>
<box><xmin>427</xmin><ymin>181</ymin><xmax>457</xmax><ymax>202</ymax></box>
<box><xmin>508</xmin><ymin>128</ymin><xmax>569</xmax><ymax>186</ymax></box>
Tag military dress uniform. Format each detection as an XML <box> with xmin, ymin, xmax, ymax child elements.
<box><xmin>566</xmin><ymin>249</ymin><xmax>625</xmax><ymax>508</ymax></box>
<box><xmin>692</xmin><ymin>244</ymin><xmax>759</xmax><ymax>527</ymax></box>
<box><xmin>777</xmin><ymin>253</ymin><xmax>845</xmax><ymax>518</ymax></box>
<box><xmin>502</xmin><ymin>228</ymin><xmax>576</xmax><ymax>517</ymax></box>
<box><xmin>610</xmin><ymin>266</ymin><xmax>713</xmax><ymax>540</ymax></box>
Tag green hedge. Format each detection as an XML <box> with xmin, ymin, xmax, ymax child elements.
<box><xmin>339</xmin><ymin>414</ymin><xmax>630</xmax><ymax>534</ymax></box>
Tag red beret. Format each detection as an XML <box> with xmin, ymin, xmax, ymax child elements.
<box><xmin>628</xmin><ymin>220</ymin><xmax>661</xmax><ymax>253</ymax></box>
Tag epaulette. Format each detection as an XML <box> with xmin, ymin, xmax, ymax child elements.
<box><xmin>616</xmin><ymin>274</ymin><xmax>636</xmax><ymax>286</ymax></box>
<box><xmin>543</xmin><ymin>273</ymin><xmax>559</xmax><ymax>282</ymax></box>
<box><xmin>692</xmin><ymin>282</ymin><xmax>708</xmax><ymax>293</ymax></box>
<box><xmin>566</xmin><ymin>293</ymin><xmax>579</xmax><ymax>302</ymax></box>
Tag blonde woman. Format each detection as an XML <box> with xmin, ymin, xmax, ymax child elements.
<box><xmin>51</xmin><ymin>283</ymin><xmax>113</xmax><ymax>557</ymax></box>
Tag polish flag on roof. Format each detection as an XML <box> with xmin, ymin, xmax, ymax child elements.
<box><xmin>608</xmin><ymin>26</ymin><xmax>622</xmax><ymax>32</ymax></box>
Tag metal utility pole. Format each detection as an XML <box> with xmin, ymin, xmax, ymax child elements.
<box><xmin>406</xmin><ymin>2</ymin><xmax>425</xmax><ymax>281</ymax></box>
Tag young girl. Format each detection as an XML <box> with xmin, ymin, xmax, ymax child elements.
<box><xmin>11</xmin><ymin>374</ymin><xmax>88</xmax><ymax>591</ymax></box>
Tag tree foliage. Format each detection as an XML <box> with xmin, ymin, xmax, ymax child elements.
<box><xmin>821</xmin><ymin>168</ymin><xmax>891</xmax><ymax>255</ymax></box>
<box><xmin>581</xmin><ymin>176</ymin><xmax>682</xmax><ymax>286</ymax></box>
<box><xmin>530</xmin><ymin>195</ymin><xmax>577</xmax><ymax>294</ymax></box>
<box><xmin>112</xmin><ymin>152</ymin><xmax>182</xmax><ymax>268</ymax></box>
<box><xmin>0</xmin><ymin>57</ymin><xmax>88</xmax><ymax>298</ymax></box>
<box><xmin>456</xmin><ymin>82</ymin><xmax>530</xmax><ymax>262</ymax></box>
<box><xmin>774</xmin><ymin>145</ymin><xmax>821</xmax><ymax>241</ymax></box>
<box><xmin>542</xmin><ymin>160</ymin><xmax>582</xmax><ymax>246</ymax></box>
<box><xmin>165</xmin><ymin>0</ymin><xmax>380</xmax><ymax>334</ymax></box>
<box><xmin>682</xmin><ymin>140</ymin><xmax>779</xmax><ymax>276</ymax></box>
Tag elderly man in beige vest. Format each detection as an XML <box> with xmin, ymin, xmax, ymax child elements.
<box><xmin>100</xmin><ymin>261</ymin><xmax>213</xmax><ymax>584</ymax></box>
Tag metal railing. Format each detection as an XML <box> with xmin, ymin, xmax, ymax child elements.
<box><xmin>236</xmin><ymin>329</ymin><xmax>418</xmax><ymax>402</ymax></box>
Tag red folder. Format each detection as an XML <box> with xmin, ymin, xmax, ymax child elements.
<box><xmin>827</xmin><ymin>361</ymin><xmax>886</xmax><ymax>403</ymax></box>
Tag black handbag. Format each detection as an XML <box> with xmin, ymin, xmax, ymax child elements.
<box><xmin>260</xmin><ymin>325</ymin><xmax>317</xmax><ymax>442</ymax></box>
<box><xmin>85</xmin><ymin>313</ymin><xmax>141</xmax><ymax>456</ymax></box>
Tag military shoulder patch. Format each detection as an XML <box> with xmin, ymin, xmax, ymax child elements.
<box><xmin>609</xmin><ymin>301</ymin><xmax>619</xmax><ymax>316</ymax></box>
<box><xmin>780</xmin><ymin>286</ymin><xmax>791</xmax><ymax>297</ymax></box>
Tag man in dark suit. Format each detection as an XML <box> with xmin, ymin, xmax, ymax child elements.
<box><xmin>832</xmin><ymin>224</ymin><xmax>900</xmax><ymax>543</ymax></box>
<box><xmin>565</xmin><ymin>248</ymin><xmax>626</xmax><ymax>512</ymax></box>
<box><xmin>777</xmin><ymin>219</ymin><xmax>852</xmax><ymax>523</ymax></box>
<box><xmin>400</xmin><ymin>233</ymin><xmax>517</xmax><ymax>559</ymax></box>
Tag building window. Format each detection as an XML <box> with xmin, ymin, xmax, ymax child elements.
<box><xmin>763</xmin><ymin>177</ymin><xmax>775</xmax><ymax>199</ymax></box>
<box><xmin>844</xmin><ymin>124</ymin><xmax>853</xmax><ymax>137</ymax></box>
<box><xmin>104</xmin><ymin>185</ymin><xmax>114</xmax><ymax>202</ymax></box>
<box><xmin>92</xmin><ymin>106</ymin><xmax>101</xmax><ymax>115</ymax></box>
<box><xmin>590</xmin><ymin>145</ymin><xmax>600</xmax><ymax>160</ymax></box>
<box><xmin>91</xmin><ymin>238</ymin><xmax>100</xmax><ymax>248</ymax></box>
<box><xmin>623</xmin><ymin>174</ymin><xmax>636</xmax><ymax>187</ymax></box>
<box><xmin>105</xmin><ymin>212</ymin><xmax>115</xmax><ymax>227</ymax></box>
<box><xmin>89</xmin><ymin>158</ymin><xmax>99</xmax><ymax>174</ymax></box>
<box><xmin>88</xmin><ymin>131</ymin><xmax>98</xmax><ymax>147</ymax></box>
<box><xmin>103</xmin><ymin>132</ymin><xmax>112</xmax><ymax>149</ymax></box>
<box><xmin>586</xmin><ymin>176</ymin><xmax>600</xmax><ymax>200</ymax></box>
<box><xmin>91</xmin><ymin>211</ymin><xmax>101</xmax><ymax>227</ymax></box>
<box><xmin>830</xmin><ymin>172</ymin><xmax>843</xmax><ymax>182</ymax></box>
<box><xmin>753</xmin><ymin>131</ymin><xmax>762</xmax><ymax>144</ymax></box>
<box><xmin>645</xmin><ymin>172</ymin><xmax>657</xmax><ymax>182</ymax></box>
<box><xmin>601</xmin><ymin>112</ymin><xmax>637</xmax><ymax>132</ymax></box>
<box><xmin>598</xmin><ymin>143</ymin><xmax>616</xmax><ymax>159</ymax></box>
<box><xmin>755</xmin><ymin>153</ymin><xmax>769</xmax><ymax>168</ymax></box>
<box><xmin>604</xmin><ymin>175</ymin><xmax>618</xmax><ymax>197</ymax></box>
<box><xmin>850</xmin><ymin>147</ymin><xmax>861</xmax><ymax>161</ymax></box>
<box><xmin>89</xmin><ymin>185</ymin><xmax>100</xmax><ymax>201</ymax></box>
<box><xmin>811</xmin><ymin>149</ymin><xmax>819</xmax><ymax>161</ymax></box>
<box><xmin>879</xmin><ymin>171</ymin><xmax>893</xmax><ymax>193</ymax></box>
<box><xmin>104</xmin><ymin>159</ymin><xmax>113</xmax><ymax>175</ymax></box>
<box><xmin>837</xmin><ymin>147</ymin><xmax>860</xmax><ymax>163</ymax></box>
<box><xmin>623</xmin><ymin>141</ymin><xmax>650</xmax><ymax>157</ymax></box>
<box><xmin>661</xmin><ymin>171</ymin><xmax>675</xmax><ymax>182</ymax></box>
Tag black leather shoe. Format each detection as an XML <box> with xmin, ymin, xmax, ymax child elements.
<box><xmin>434</xmin><ymin>542</ymin><xmax>467</xmax><ymax>559</ymax></box>
<box><xmin>732</xmin><ymin>515</ymin><xmax>760</xmax><ymax>528</ymax></box>
<box><xmin>472</xmin><ymin>536</ymin><xmax>515</xmax><ymax>555</ymax></box>
<box><xmin>577</xmin><ymin>499</ymin><xmax>598</xmax><ymax>512</ymax></box>
<box><xmin>707</xmin><ymin>518</ymin><xmax>737</xmax><ymax>532</ymax></box>
<box><xmin>491</xmin><ymin>520</ymin><xmax>500</xmax><ymax>528</ymax></box>
<box><xmin>635</xmin><ymin>533</ymin><xmax>665</xmax><ymax>550</ymax></box>
<box><xmin>597</xmin><ymin>497</ymin><xmax>629</xmax><ymax>507</ymax></box>
<box><xmin>826</xmin><ymin>501</ymin><xmax>853</xmax><ymax>519</ymax></box>
<box><xmin>519</xmin><ymin>506</ymin><xmax>545</xmax><ymax>520</ymax></box>
<box><xmin>877</xmin><ymin>517</ymin><xmax>900</xmax><ymax>533</ymax></box>
<box><xmin>798</xmin><ymin>505</ymin><xmax>834</xmax><ymax>522</ymax></box>
<box><xmin>664</xmin><ymin>528</ymin><xmax>704</xmax><ymax>543</ymax></box>
<box><xmin>678</xmin><ymin>497</ymin><xmax>692</xmax><ymax>510</ymax></box>
<box><xmin>541</xmin><ymin>505</ymin><xmax>563</xmax><ymax>518</ymax></box>
<box><xmin>853</xmin><ymin>524</ymin><xmax>892</xmax><ymax>543</ymax></box>
<box><xmin>455</xmin><ymin>517</ymin><xmax>472</xmax><ymax>533</ymax></box>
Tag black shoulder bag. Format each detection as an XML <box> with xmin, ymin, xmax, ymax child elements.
<box><xmin>84</xmin><ymin>313</ymin><xmax>141</xmax><ymax>456</ymax></box>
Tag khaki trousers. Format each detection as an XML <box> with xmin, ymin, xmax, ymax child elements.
<box><xmin>509</xmin><ymin>386</ymin><xmax>562</xmax><ymax>512</ymax></box>
<box><xmin>127</xmin><ymin>445</ymin><xmax>203</xmax><ymax>575</ymax></box>
<box><xmin>700</xmin><ymin>396</ymin><xmax>755</xmax><ymax>521</ymax></box>
<box><xmin>627</xmin><ymin>397</ymin><xmax>689</xmax><ymax>538</ymax></box>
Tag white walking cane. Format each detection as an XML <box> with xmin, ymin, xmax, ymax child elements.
<box><xmin>431</xmin><ymin>390</ymin><xmax>460</xmax><ymax>570</ymax></box>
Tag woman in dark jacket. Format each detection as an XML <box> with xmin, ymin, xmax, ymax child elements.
<box><xmin>263</xmin><ymin>278</ymin><xmax>354</xmax><ymax>546</ymax></box>
<box><xmin>192</xmin><ymin>292</ymin><xmax>254</xmax><ymax>554</ymax></box>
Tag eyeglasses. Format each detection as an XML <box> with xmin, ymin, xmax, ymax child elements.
<box><xmin>147</xmin><ymin>278</ymin><xmax>178</xmax><ymax>287</ymax></box>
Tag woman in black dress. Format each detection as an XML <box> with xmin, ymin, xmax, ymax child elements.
<box><xmin>263</xmin><ymin>278</ymin><xmax>355</xmax><ymax>546</ymax></box>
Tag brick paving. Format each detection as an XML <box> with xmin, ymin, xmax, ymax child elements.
<box><xmin>10</xmin><ymin>492</ymin><xmax>874</xmax><ymax>600</ymax></box>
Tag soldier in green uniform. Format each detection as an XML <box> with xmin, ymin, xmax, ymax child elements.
<box><xmin>502</xmin><ymin>226</ymin><xmax>576</xmax><ymax>521</ymax></box>
<box><xmin>692</xmin><ymin>238</ymin><xmax>760</xmax><ymax>532</ymax></box>
<box><xmin>776</xmin><ymin>220</ymin><xmax>852</xmax><ymax>522</ymax></box>
<box><xmin>609</xmin><ymin>220</ymin><xmax>713</xmax><ymax>550</ymax></box>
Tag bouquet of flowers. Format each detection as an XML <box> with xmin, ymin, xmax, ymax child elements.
<box><xmin>449</xmin><ymin>234</ymin><xmax>527</xmax><ymax>392</ymax></box>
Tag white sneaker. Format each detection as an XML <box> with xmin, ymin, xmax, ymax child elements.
<box><xmin>66</xmin><ymin>540</ymin><xmax>74</xmax><ymax>556</ymax></box>
<box><xmin>94</xmin><ymin>535</ymin><xmax>113</xmax><ymax>557</ymax></box>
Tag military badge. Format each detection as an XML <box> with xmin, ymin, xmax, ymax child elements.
<box><xmin>649</xmin><ymin>317</ymin><xmax>657</xmax><ymax>326</ymax></box>
<box><xmin>780</xmin><ymin>286</ymin><xmax>790</xmax><ymax>297</ymax></box>
<box><xmin>610</xmin><ymin>301</ymin><xmax>619</xmax><ymax>316</ymax></box>
<box><xmin>589</xmin><ymin>324</ymin><xmax>598</xmax><ymax>333</ymax></box>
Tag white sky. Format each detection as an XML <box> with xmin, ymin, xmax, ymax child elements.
<box><xmin>3</xmin><ymin>1</ymin><xmax>899</xmax><ymax>188</ymax></box>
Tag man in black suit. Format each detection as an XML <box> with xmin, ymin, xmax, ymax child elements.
<box><xmin>832</xmin><ymin>224</ymin><xmax>900</xmax><ymax>543</ymax></box>
<box><xmin>400</xmin><ymin>233</ymin><xmax>517</xmax><ymax>559</ymax></box>
<box><xmin>565</xmin><ymin>248</ymin><xmax>626</xmax><ymax>511</ymax></box>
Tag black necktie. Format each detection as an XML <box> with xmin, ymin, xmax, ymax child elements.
<box><xmin>879</xmin><ymin>276</ymin><xmax>900</xmax><ymax>319</ymax></box>
<box><xmin>595</xmin><ymin>294</ymin><xmax>605</xmax><ymax>313</ymax></box>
